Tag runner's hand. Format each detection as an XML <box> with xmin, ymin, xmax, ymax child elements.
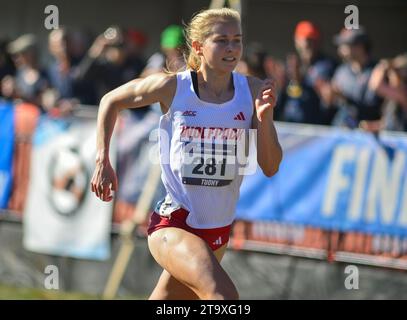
<box><xmin>90</xmin><ymin>159</ymin><xmax>118</xmax><ymax>202</ymax></box>
<box><xmin>255</xmin><ymin>78</ymin><xmax>277</xmax><ymax>122</ymax></box>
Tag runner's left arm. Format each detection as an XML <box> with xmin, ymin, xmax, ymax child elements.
<box><xmin>249</xmin><ymin>77</ymin><xmax>283</xmax><ymax>177</ymax></box>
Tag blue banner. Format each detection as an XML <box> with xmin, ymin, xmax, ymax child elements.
<box><xmin>236</xmin><ymin>122</ymin><xmax>407</xmax><ymax>237</ymax></box>
<box><xmin>0</xmin><ymin>101</ymin><xmax>15</xmax><ymax>209</ymax></box>
<box><xmin>33</xmin><ymin>114</ymin><xmax>69</xmax><ymax>146</ymax></box>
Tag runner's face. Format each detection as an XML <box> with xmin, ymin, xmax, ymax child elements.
<box><xmin>201</xmin><ymin>21</ymin><xmax>242</xmax><ymax>72</ymax></box>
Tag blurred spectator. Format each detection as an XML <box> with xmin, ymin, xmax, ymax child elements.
<box><xmin>47</xmin><ymin>27</ymin><xmax>75</xmax><ymax>99</ymax></box>
<box><xmin>275</xmin><ymin>53</ymin><xmax>324</xmax><ymax>124</ymax></box>
<box><xmin>7</xmin><ymin>34</ymin><xmax>49</xmax><ymax>108</ymax></box>
<box><xmin>1</xmin><ymin>40</ymin><xmax>17</xmax><ymax>101</ymax></box>
<box><xmin>125</xmin><ymin>28</ymin><xmax>148</xmax><ymax>73</ymax></box>
<box><xmin>294</xmin><ymin>21</ymin><xmax>337</xmax><ymax>104</ymax></box>
<box><xmin>69</xmin><ymin>29</ymin><xmax>90</xmax><ymax>64</ymax></box>
<box><xmin>140</xmin><ymin>24</ymin><xmax>186</xmax><ymax>77</ymax></box>
<box><xmin>1</xmin><ymin>75</ymin><xmax>17</xmax><ymax>101</ymax></box>
<box><xmin>330</xmin><ymin>27</ymin><xmax>383</xmax><ymax>131</ymax></box>
<box><xmin>0</xmin><ymin>39</ymin><xmax>15</xmax><ymax>89</ymax></box>
<box><xmin>263</xmin><ymin>56</ymin><xmax>286</xmax><ymax>92</ymax></box>
<box><xmin>369</xmin><ymin>53</ymin><xmax>407</xmax><ymax>131</ymax></box>
<box><xmin>239</xmin><ymin>42</ymin><xmax>267</xmax><ymax>79</ymax></box>
<box><xmin>275</xmin><ymin>21</ymin><xmax>337</xmax><ymax>124</ymax></box>
<box><xmin>74</xmin><ymin>26</ymin><xmax>145</xmax><ymax>104</ymax></box>
<box><xmin>294</xmin><ymin>21</ymin><xmax>336</xmax><ymax>87</ymax></box>
<box><xmin>44</xmin><ymin>27</ymin><xmax>97</xmax><ymax>116</ymax></box>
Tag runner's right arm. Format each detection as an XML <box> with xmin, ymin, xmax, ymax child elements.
<box><xmin>91</xmin><ymin>73</ymin><xmax>176</xmax><ymax>201</ymax></box>
<box><xmin>96</xmin><ymin>73</ymin><xmax>176</xmax><ymax>161</ymax></box>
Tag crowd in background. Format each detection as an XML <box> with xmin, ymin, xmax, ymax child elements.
<box><xmin>1</xmin><ymin>21</ymin><xmax>407</xmax><ymax>132</ymax></box>
<box><xmin>236</xmin><ymin>22</ymin><xmax>407</xmax><ymax>132</ymax></box>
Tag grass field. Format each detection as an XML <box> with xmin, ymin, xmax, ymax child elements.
<box><xmin>0</xmin><ymin>283</ymin><xmax>146</xmax><ymax>300</ymax></box>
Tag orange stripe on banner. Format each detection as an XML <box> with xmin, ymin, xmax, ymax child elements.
<box><xmin>14</xmin><ymin>103</ymin><xmax>40</xmax><ymax>135</ymax></box>
<box><xmin>8</xmin><ymin>103</ymin><xmax>40</xmax><ymax>214</ymax></box>
<box><xmin>230</xmin><ymin>220</ymin><xmax>407</xmax><ymax>268</ymax></box>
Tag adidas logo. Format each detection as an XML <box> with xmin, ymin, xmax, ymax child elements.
<box><xmin>182</xmin><ymin>110</ymin><xmax>197</xmax><ymax>116</ymax></box>
<box><xmin>233</xmin><ymin>112</ymin><xmax>246</xmax><ymax>121</ymax></box>
<box><xmin>212</xmin><ymin>236</ymin><xmax>222</xmax><ymax>246</ymax></box>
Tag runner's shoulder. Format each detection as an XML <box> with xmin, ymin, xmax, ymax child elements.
<box><xmin>143</xmin><ymin>72</ymin><xmax>177</xmax><ymax>94</ymax></box>
<box><xmin>141</xmin><ymin>72</ymin><xmax>177</xmax><ymax>112</ymax></box>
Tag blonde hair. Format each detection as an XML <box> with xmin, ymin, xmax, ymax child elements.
<box><xmin>185</xmin><ymin>8</ymin><xmax>241</xmax><ymax>71</ymax></box>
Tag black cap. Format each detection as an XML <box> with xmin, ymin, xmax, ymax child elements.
<box><xmin>333</xmin><ymin>27</ymin><xmax>370</xmax><ymax>46</ymax></box>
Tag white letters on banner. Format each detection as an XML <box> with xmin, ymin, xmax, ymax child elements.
<box><xmin>323</xmin><ymin>144</ymin><xmax>407</xmax><ymax>227</ymax></box>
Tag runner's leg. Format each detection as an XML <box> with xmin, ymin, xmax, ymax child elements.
<box><xmin>148</xmin><ymin>228</ymin><xmax>237</xmax><ymax>300</ymax></box>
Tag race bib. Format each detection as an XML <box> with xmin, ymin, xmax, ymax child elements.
<box><xmin>180</xmin><ymin>127</ymin><xmax>242</xmax><ymax>187</ymax></box>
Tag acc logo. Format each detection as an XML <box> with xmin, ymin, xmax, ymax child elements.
<box><xmin>47</xmin><ymin>146</ymin><xmax>89</xmax><ymax>217</ymax></box>
<box><xmin>182</xmin><ymin>110</ymin><xmax>197</xmax><ymax>117</ymax></box>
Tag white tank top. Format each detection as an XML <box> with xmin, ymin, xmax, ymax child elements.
<box><xmin>156</xmin><ymin>70</ymin><xmax>254</xmax><ymax>229</ymax></box>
